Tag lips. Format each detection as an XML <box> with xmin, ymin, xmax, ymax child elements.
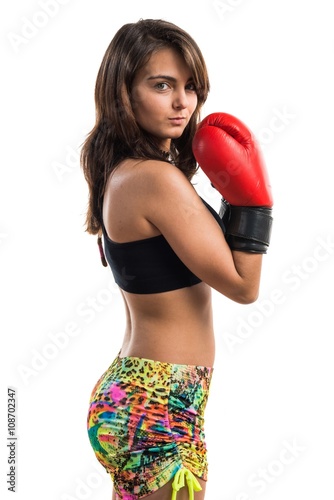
<box><xmin>169</xmin><ymin>117</ymin><xmax>186</xmax><ymax>124</ymax></box>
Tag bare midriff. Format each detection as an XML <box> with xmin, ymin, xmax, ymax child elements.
<box><xmin>118</xmin><ymin>281</ymin><xmax>215</xmax><ymax>367</ymax></box>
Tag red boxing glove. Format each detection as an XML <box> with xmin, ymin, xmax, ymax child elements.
<box><xmin>193</xmin><ymin>112</ymin><xmax>273</xmax><ymax>253</ymax></box>
<box><xmin>192</xmin><ymin>112</ymin><xmax>273</xmax><ymax>207</ymax></box>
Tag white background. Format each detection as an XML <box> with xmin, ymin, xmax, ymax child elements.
<box><xmin>1</xmin><ymin>1</ymin><xmax>333</xmax><ymax>499</ymax></box>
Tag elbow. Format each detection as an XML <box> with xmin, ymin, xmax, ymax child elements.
<box><xmin>214</xmin><ymin>273</ymin><xmax>261</xmax><ymax>304</ymax></box>
<box><xmin>232</xmin><ymin>287</ymin><xmax>260</xmax><ymax>305</ymax></box>
<box><xmin>237</xmin><ymin>292</ymin><xmax>259</xmax><ymax>305</ymax></box>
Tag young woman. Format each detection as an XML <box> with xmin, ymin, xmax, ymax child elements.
<box><xmin>83</xmin><ymin>19</ymin><xmax>272</xmax><ymax>500</ymax></box>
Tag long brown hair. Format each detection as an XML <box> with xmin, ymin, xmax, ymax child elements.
<box><xmin>81</xmin><ymin>19</ymin><xmax>210</xmax><ymax>235</ymax></box>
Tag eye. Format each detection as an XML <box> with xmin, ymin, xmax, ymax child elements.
<box><xmin>155</xmin><ymin>82</ymin><xmax>169</xmax><ymax>91</ymax></box>
<box><xmin>186</xmin><ymin>82</ymin><xmax>197</xmax><ymax>92</ymax></box>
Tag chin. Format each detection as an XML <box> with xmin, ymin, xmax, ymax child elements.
<box><xmin>170</xmin><ymin>130</ymin><xmax>185</xmax><ymax>140</ymax></box>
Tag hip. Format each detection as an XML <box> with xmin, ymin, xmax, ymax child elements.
<box><xmin>87</xmin><ymin>351</ymin><xmax>214</xmax><ymax>494</ymax></box>
<box><xmin>87</xmin><ymin>350</ymin><xmax>214</xmax><ymax>445</ymax></box>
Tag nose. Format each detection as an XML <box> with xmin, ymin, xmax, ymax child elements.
<box><xmin>173</xmin><ymin>89</ymin><xmax>188</xmax><ymax>110</ymax></box>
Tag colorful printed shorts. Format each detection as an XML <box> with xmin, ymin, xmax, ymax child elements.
<box><xmin>87</xmin><ymin>351</ymin><xmax>214</xmax><ymax>499</ymax></box>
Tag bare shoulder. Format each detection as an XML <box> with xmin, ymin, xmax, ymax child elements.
<box><xmin>135</xmin><ymin>160</ymin><xmax>199</xmax><ymax>203</ymax></box>
<box><xmin>103</xmin><ymin>158</ymin><xmax>196</xmax><ymax>241</ymax></box>
<box><xmin>109</xmin><ymin>158</ymin><xmax>197</xmax><ymax>209</ymax></box>
<box><xmin>123</xmin><ymin>158</ymin><xmax>192</xmax><ymax>190</ymax></box>
<box><xmin>108</xmin><ymin>158</ymin><xmax>189</xmax><ymax>190</ymax></box>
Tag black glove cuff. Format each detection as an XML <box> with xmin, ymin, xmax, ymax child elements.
<box><xmin>226</xmin><ymin>206</ymin><xmax>273</xmax><ymax>254</ymax></box>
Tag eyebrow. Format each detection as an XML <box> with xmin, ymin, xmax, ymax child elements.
<box><xmin>147</xmin><ymin>75</ymin><xmax>176</xmax><ymax>82</ymax></box>
<box><xmin>147</xmin><ymin>75</ymin><xmax>193</xmax><ymax>83</ymax></box>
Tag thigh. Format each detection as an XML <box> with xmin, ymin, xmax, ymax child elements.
<box><xmin>112</xmin><ymin>476</ymin><xmax>207</xmax><ymax>500</ymax></box>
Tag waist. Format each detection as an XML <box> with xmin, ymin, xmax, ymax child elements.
<box><xmin>120</xmin><ymin>282</ymin><xmax>214</xmax><ymax>366</ymax></box>
<box><xmin>120</xmin><ymin>314</ymin><xmax>215</xmax><ymax>366</ymax></box>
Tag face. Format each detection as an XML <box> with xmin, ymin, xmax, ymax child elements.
<box><xmin>131</xmin><ymin>48</ymin><xmax>198</xmax><ymax>151</ymax></box>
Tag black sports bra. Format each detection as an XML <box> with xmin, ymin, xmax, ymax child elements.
<box><xmin>102</xmin><ymin>197</ymin><xmax>224</xmax><ymax>294</ymax></box>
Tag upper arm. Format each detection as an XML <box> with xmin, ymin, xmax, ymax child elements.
<box><xmin>140</xmin><ymin>162</ymin><xmax>262</xmax><ymax>303</ymax></box>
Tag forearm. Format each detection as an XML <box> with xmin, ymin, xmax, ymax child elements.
<box><xmin>231</xmin><ymin>250</ymin><xmax>263</xmax><ymax>304</ymax></box>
